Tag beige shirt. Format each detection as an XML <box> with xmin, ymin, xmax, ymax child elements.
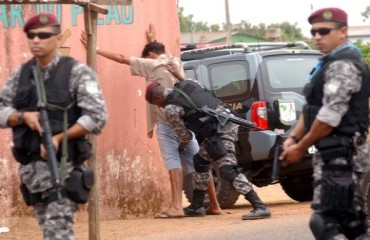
<box><xmin>130</xmin><ymin>54</ymin><xmax>184</xmax><ymax>137</ymax></box>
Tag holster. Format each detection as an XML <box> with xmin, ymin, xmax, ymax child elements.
<box><xmin>64</xmin><ymin>165</ymin><xmax>94</xmax><ymax>204</ymax></box>
<box><xmin>315</xmin><ymin>136</ymin><xmax>352</xmax><ymax>161</ymax></box>
<box><xmin>74</xmin><ymin>138</ymin><xmax>92</xmax><ymax>165</ymax></box>
<box><xmin>320</xmin><ymin>164</ymin><xmax>354</xmax><ymax>214</ymax></box>
<box><xmin>20</xmin><ymin>183</ymin><xmax>43</xmax><ymax>206</ymax></box>
<box><xmin>12</xmin><ymin>147</ymin><xmax>32</xmax><ymax>165</ymax></box>
<box><xmin>206</xmin><ymin>135</ymin><xmax>228</xmax><ymax>160</ymax></box>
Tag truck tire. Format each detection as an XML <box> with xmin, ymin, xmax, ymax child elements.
<box><xmin>183</xmin><ymin>163</ymin><xmax>240</xmax><ymax>208</ymax></box>
<box><xmin>280</xmin><ymin>175</ymin><xmax>313</xmax><ymax>202</ymax></box>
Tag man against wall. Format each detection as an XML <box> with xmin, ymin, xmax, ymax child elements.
<box><xmin>81</xmin><ymin>25</ymin><xmax>221</xmax><ymax>217</ymax></box>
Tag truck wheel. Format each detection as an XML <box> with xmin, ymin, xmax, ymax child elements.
<box><xmin>213</xmin><ymin>164</ymin><xmax>240</xmax><ymax>208</ymax></box>
<box><xmin>361</xmin><ymin>171</ymin><xmax>370</xmax><ymax>223</ymax></box>
<box><xmin>280</xmin><ymin>175</ymin><xmax>313</xmax><ymax>202</ymax></box>
<box><xmin>183</xmin><ymin>163</ymin><xmax>240</xmax><ymax>209</ymax></box>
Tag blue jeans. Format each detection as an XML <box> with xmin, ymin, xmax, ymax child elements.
<box><xmin>156</xmin><ymin>122</ymin><xmax>198</xmax><ymax>175</ymax></box>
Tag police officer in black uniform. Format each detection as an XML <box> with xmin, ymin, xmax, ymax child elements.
<box><xmin>280</xmin><ymin>7</ymin><xmax>370</xmax><ymax>240</ymax></box>
<box><xmin>145</xmin><ymin>79</ymin><xmax>271</xmax><ymax>220</ymax></box>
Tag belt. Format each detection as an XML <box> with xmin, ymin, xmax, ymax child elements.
<box><xmin>46</xmin><ymin>189</ymin><xmax>67</xmax><ymax>204</ymax></box>
<box><xmin>315</xmin><ymin>135</ymin><xmax>352</xmax><ymax>150</ymax></box>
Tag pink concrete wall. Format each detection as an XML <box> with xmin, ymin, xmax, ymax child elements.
<box><xmin>0</xmin><ymin>0</ymin><xmax>181</xmax><ymax>220</ymax></box>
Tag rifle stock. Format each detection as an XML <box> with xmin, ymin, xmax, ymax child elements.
<box><xmin>31</xmin><ymin>66</ymin><xmax>61</xmax><ymax>189</ymax></box>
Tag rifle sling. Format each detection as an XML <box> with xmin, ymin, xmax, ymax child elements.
<box><xmin>173</xmin><ymin>88</ymin><xmax>200</xmax><ymax>117</ymax></box>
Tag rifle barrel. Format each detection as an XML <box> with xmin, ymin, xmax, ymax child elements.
<box><xmin>31</xmin><ymin>66</ymin><xmax>61</xmax><ymax>188</ymax></box>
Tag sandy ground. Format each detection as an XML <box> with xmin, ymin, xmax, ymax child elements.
<box><xmin>0</xmin><ymin>184</ymin><xmax>311</xmax><ymax>240</ymax></box>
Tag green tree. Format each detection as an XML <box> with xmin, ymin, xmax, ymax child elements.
<box><xmin>193</xmin><ymin>21</ymin><xmax>211</xmax><ymax>32</ymax></box>
<box><xmin>178</xmin><ymin>8</ymin><xmax>305</xmax><ymax>41</ymax></box>
<box><xmin>210</xmin><ymin>24</ymin><xmax>220</xmax><ymax>32</ymax></box>
<box><xmin>354</xmin><ymin>40</ymin><xmax>370</xmax><ymax>66</ymax></box>
<box><xmin>231</xmin><ymin>21</ymin><xmax>267</xmax><ymax>38</ymax></box>
<box><xmin>268</xmin><ymin>22</ymin><xmax>303</xmax><ymax>41</ymax></box>
<box><xmin>361</xmin><ymin>6</ymin><xmax>370</xmax><ymax>23</ymax></box>
<box><xmin>178</xmin><ymin>7</ymin><xmax>194</xmax><ymax>32</ymax></box>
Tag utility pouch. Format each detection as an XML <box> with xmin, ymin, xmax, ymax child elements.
<box><xmin>75</xmin><ymin>138</ymin><xmax>92</xmax><ymax>165</ymax></box>
<box><xmin>316</xmin><ymin>136</ymin><xmax>351</xmax><ymax>149</ymax></box>
<box><xmin>316</xmin><ymin>136</ymin><xmax>351</xmax><ymax>161</ymax></box>
<box><xmin>319</xmin><ymin>146</ymin><xmax>349</xmax><ymax>161</ymax></box>
<box><xmin>20</xmin><ymin>183</ymin><xmax>43</xmax><ymax>206</ymax></box>
<box><xmin>64</xmin><ymin>165</ymin><xmax>94</xmax><ymax>204</ymax></box>
<box><xmin>12</xmin><ymin>147</ymin><xmax>30</xmax><ymax>165</ymax></box>
<box><xmin>320</xmin><ymin>164</ymin><xmax>354</xmax><ymax>214</ymax></box>
<box><xmin>206</xmin><ymin>135</ymin><xmax>228</xmax><ymax>160</ymax></box>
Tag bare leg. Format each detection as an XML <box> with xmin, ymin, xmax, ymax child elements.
<box><xmin>206</xmin><ymin>176</ymin><xmax>222</xmax><ymax>215</ymax></box>
<box><xmin>156</xmin><ymin>168</ymin><xmax>185</xmax><ymax>217</ymax></box>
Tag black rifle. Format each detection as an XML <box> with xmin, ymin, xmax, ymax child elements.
<box><xmin>271</xmin><ymin>135</ymin><xmax>285</xmax><ymax>181</ymax></box>
<box><xmin>201</xmin><ymin>106</ymin><xmax>264</xmax><ymax>130</ymax></box>
<box><xmin>32</xmin><ymin>66</ymin><xmax>62</xmax><ymax>197</ymax></box>
<box><xmin>271</xmin><ymin>145</ymin><xmax>282</xmax><ymax>181</ymax></box>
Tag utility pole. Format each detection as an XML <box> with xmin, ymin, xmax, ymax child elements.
<box><xmin>225</xmin><ymin>0</ymin><xmax>232</xmax><ymax>42</ymax></box>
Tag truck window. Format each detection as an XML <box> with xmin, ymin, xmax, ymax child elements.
<box><xmin>184</xmin><ymin>68</ymin><xmax>196</xmax><ymax>80</ymax></box>
<box><xmin>266</xmin><ymin>57</ymin><xmax>318</xmax><ymax>89</ymax></box>
<box><xmin>208</xmin><ymin>61</ymin><xmax>250</xmax><ymax>98</ymax></box>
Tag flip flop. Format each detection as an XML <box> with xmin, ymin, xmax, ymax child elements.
<box><xmin>154</xmin><ymin>211</ymin><xmax>184</xmax><ymax>219</ymax></box>
<box><xmin>205</xmin><ymin>210</ymin><xmax>224</xmax><ymax>215</ymax></box>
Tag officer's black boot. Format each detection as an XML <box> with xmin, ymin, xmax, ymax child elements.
<box><xmin>184</xmin><ymin>189</ymin><xmax>206</xmax><ymax>217</ymax></box>
<box><xmin>242</xmin><ymin>189</ymin><xmax>271</xmax><ymax>220</ymax></box>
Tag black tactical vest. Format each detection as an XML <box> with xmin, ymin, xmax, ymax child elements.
<box><xmin>303</xmin><ymin>46</ymin><xmax>370</xmax><ymax>135</ymax></box>
<box><xmin>12</xmin><ymin>57</ymin><xmax>81</xmax><ymax>155</ymax></box>
<box><xmin>165</xmin><ymin>80</ymin><xmax>221</xmax><ymax>137</ymax></box>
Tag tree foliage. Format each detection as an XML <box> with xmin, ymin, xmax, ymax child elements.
<box><xmin>268</xmin><ymin>22</ymin><xmax>304</xmax><ymax>41</ymax></box>
<box><xmin>178</xmin><ymin>7</ymin><xmax>304</xmax><ymax>41</ymax></box>
<box><xmin>354</xmin><ymin>40</ymin><xmax>370</xmax><ymax>66</ymax></box>
<box><xmin>178</xmin><ymin>5</ymin><xmax>370</xmax><ymax>61</ymax></box>
<box><xmin>178</xmin><ymin>7</ymin><xmax>194</xmax><ymax>32</ymax></box>
<box><xmin>361</xmin><ymin>6</ymin><xmax>370</xmax><ymax>23</ymax></box>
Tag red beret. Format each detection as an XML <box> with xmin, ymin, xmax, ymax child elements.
<box><xmin>24</xmin><ymin>13</ymin><xmax>60</xmax><ymax>33</ymax></box>
<box><xmin>145</xmin><ymin>81</ymin><xmax>161</xmax><ymax>103</ymax></box>
<box><xmin>308</xmin><ymin>7</ymin><xmax>347</xmax><ymax>25</ymax></box>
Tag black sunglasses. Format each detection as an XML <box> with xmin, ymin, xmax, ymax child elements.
<box><xmin>26</xmin><ymin>32</ymin><xmax>59</xmax><ymax>40</ymax></box>
<box><xmin>310</xmin><ymin>27</ymin><xmax>339</xmax><ymax>37</ymax></box>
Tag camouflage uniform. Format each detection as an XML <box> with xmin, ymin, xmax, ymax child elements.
<box><xmin>0</xmin><ymin>54</ymin><xmax>107</xmax><ymax>240</ymax></box>
<box><xmin>309</xmin><ymin>45</ymin><xmax>370</xmax><ymax>240</ymax></box>
<box><xmin>165</xmin><ymin>104</ymin><xmax>253</xmax><ymax>194</ymax></box>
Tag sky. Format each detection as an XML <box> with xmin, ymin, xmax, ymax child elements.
<box><xmin>178</xmin><ymin>0</ymin><xmax>370</xmax><ymax>37</ymax></box>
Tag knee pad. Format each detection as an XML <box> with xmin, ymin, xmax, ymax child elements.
<box><xmin>219</xmin><ymin>165</ymin><xmax>239</xmax><ymax>182</ymax></box>
<box><xmin>310</xmin><ymin>213</ymin><xmax>340</xmax><ymax>240</ymax></box>
<box><xmin>309</xmin><ymin>213</ymin><xmax>325</xmax><ymax>240</ymax></box>
<box><xmin>193</xmin><ymin>153</ymin><xmax>210</xmax><ymax>173</ymax></box>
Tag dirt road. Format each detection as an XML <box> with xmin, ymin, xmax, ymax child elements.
<box><xmin>0</xmin><ymin>184</ymin><xmax>312</xmax><ymax>240</ymax></box>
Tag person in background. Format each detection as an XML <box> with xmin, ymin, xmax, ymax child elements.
<box><xmin>145</xmin><ymin>79</ymin><xmax>271</xmax><ymax>220</ymax></box>
<box><xmin>81</xmin><ymin>24</ymin><xmax>222</xmax><ymax>218</ymax></box>
<box><xmin>280</xmin><ymin>7</ymin><xmax>370</xmax><ymax>239</ymax></box>
<box><xmin>0</xmin><ymin>13</ymin><xmax>107</xmax><ymax>239</ymax></box>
